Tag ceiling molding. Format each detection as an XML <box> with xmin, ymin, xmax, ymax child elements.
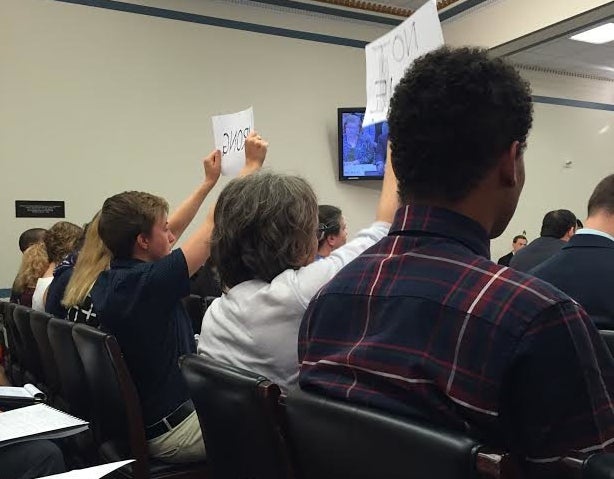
<box><xmin>515</xmin><ymin>63</ymin><xmax>614</xmax><ymax>84</ymax></box>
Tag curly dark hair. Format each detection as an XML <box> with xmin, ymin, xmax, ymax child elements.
<box><xmin>211</xmin><ymin>171</ymin><xmax>318</xmax><ymax>290</ymax></box>
<box><xmin>388</xmin><ymin>46</ymin><xmax>533</xmax><ymax>203</ymax></box>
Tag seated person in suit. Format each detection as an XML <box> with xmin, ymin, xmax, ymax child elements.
<box><xmin>54</xmin><ymin>212</ymin><xmax>112</xmax><ymax>325</ymax></box>
<box><xmin>509</xmin><ymin>209</ymin><xmax>576</xmax><ymax>272</ymax></box>
<box><xmin>316</xmin><ymin>204</ymin><xmax>348</xmax><ymax>259</ymax></box>
<box><xmin>532</xmin><ymin>175</ymin><xmax>614</xmax><ymax>329</ymax></box>
<box><xmin>497</xmin><ymin>234</ymin><xmax>527</xmax><ymax>266</ymax></box>
<box><xmin>32</xmin><ymin>222</ymin><xmax>83</xmax><ymax>311</ymax></box>
<box><xmin>10</xmin><ymin>242</ymin><xmax>49</xmax><ymax>307</ymax></box>
<box><xmin>198</xmin><ymin>155</ymin><xmax>398</xmax><ymax>392</ymax></box>
<box><xmin>90</xmin><ymin>135</ymin><xmax>266</xmax><ymax>463</ymax></box>
<box><xmin>298</xmin><ymin>47</ymin><xmax>614</xmax><ymax>476</ymax></box>
<box><xmin>18</xmin><ymin>228</ymin><xmax>46</xmax><ymax>253</ymax></box>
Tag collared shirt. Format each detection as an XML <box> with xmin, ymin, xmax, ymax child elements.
<box><xmin>90</xmin><ymin>249</ymin><xmax>194</xmax><ymax>426</ymax></box>
<box><xmin>576</xmin><ymin>228</ymin><xmax>614</xmax><ymax>242</ymax></box>
<box><xmin>299</xmin><ymin>205</ymin><xmax>614</xmax><ymax>464</ymax></box>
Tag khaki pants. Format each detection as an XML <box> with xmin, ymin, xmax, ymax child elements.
<box><xmin>147</xmin><ymin>411</ymin><xmax>206</xmax><ymax>463</ymax></box>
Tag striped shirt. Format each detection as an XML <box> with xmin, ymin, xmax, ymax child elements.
<box><xmin>298</xmin><ymin>205</ymin><xmax>614</xmax><ymax>464</ymax></box>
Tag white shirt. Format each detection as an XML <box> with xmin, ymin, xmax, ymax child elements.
<box><xmin>197</xmin><ymin>221</ymin><xmax>391</xmax><ymax>391</ymax></box>
<box><xmin>575</xmin><ymin>228</ymin><xmax>614</xmax><ymax>243</ymax></box>
<box><xmin>31</xmin><ymin>276</ymin><xmax>53</xmax><ymax>311</ymax></box>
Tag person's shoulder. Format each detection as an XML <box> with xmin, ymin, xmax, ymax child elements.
<box><xmin>485</xmin><ymin>258</ymin><xmax>574</xmax><ymax>307</ymax></box>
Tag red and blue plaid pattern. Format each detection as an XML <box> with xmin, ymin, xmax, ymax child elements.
<box><xmin>298</xmin><ymin>205</ymin><xmax>614</xmax><ymax>462</ymax></box>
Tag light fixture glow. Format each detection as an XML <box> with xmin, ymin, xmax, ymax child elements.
<box><xmin>570</xmin><ymin>23</ymin><xmax>614</xmax><ymax>44</ymax></box>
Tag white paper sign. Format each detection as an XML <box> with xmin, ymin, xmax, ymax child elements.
<box><xmin>212</xmin><ymin>106</ymin><xmax>254</xmax><ymax>176</ymax></box>
<box><xmin>363</xmin><ymin>0</ymin><xmax>444</xmax><ymax>127</ymax></box>
<box><xmin>38</xmin><ymin>460</ymin><xmax>135</xmax><ymax>478</ymax></box>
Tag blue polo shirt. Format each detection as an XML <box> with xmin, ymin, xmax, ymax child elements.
<box><xmin>90</xmin><ymin>249</ymin><xmax>195</xmax><ymax>426</ymax></box>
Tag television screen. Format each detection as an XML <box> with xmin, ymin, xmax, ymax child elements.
<box><xmin>338</xmin><ymin>107</ymin><xmax>388</xmax><ymax>181</ymax></box>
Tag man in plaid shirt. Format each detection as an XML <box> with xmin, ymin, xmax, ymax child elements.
<box><xmin>298</xmin><ymin>47</ymin><xmax>614</xmax><ymax>471</ymax></box>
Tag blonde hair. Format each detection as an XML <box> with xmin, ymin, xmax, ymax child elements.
<box><xmin>13</xmin><ymin>242</ymin><xmax>49</xmax><ymax>294</ymax></box>
<box><xmin>62</xmin><ymin>213</ymin><xmax>111</xmax><ymax>308</ymax></box>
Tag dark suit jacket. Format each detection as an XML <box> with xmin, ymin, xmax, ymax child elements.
<box><xmin>509</xmin><ymin>236</ymin><xmax>566</xmax><ymax>272</ymax></box>
<box><xmin>497</xmin><ymin>251</ymin><xmax>513</xmax><ymax>267</ymax></box>
<box><xmin>531</xmin><ymin>233</ymin><xmax>614</xmax><ymax>329</ymax></box>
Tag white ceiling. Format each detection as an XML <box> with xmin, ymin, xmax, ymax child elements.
<box><xmin>508</xmin><ymin>21</ymin><xmax>614</xmax><ymax>81</ymax></box>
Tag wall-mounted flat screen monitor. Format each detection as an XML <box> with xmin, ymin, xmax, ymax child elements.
<box><xmin>338</xmin><ymin>107</ymin><xmax>388</xmax><ymax>181</ymax></box>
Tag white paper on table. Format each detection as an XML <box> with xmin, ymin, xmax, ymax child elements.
<box><xmin>211</xmin><ymin>106</ymin><xmax>254</xmax><ymax>176</ymax></box>
<box><xmin>363</xmin><ymin>0</ymin><xmax>444</xmax><ymax>127</ymax></box>
<box><xmin>38</xmin><ymin>460</ymin><xmax>135</xmax><ymax>478</ymax></box>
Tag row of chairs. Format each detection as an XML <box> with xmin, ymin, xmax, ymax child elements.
<box><xmin>0</xmin><ymin>301</ymin><xmax>207</xmax><ymax>478</ymax></box>
<box><xmin>2</xmin><ymin>299</ymin><xmax>614</xmax><ymax>479</ymax></box>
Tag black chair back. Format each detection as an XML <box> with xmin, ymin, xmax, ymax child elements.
<box><xmin>599</xmin><ymin>330</ymin><xmax>614</xmax><ymax>357</ymax></box>
<box><xmin>13</xmin><ymin>305</ymin><xmax>44</xmax><ymax>384</ymax></box>
<box><xmin>48</xmin><ymin>318</ymin><xmax>91</xmax><ymax>419</ymax></box>
<box><xmin>285</xmin><ymin>388</ymin><xmax>511</xmax><ymax>479</ymax></box>
<box><xmin>181</xmin><ymin>295</ymin><xmax>205</xmax><ymax>335</ymax></box>
<box><xmin>73</xmin><ymin>324</ymin><xmax>207</xmax><ymax>479</ymax></box>
<box><xmin>592</xmin><ymin>316</ymin><xmax>614</xmax><ymax>331</ymax></box>
<box><xmin>2</xmin><ymin>302</ymin><xmax>24</xmax><ymax>384</ymax></box>
<box><xmin>180</xmin><ymin>354</ymin><xmax>290</xmax><ymax>479</ymax></box>
<box><xmin>30</xmin><ymin>310</ymin><xmax>61</xmax><ymax>398</ymax></box>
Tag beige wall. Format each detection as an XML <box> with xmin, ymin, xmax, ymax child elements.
<box><xmin>0</xmin><ymin>0</ymin><xmax>384</xmax><ymax>287</ymax></box>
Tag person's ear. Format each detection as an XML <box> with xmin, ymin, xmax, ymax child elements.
<box><xmin>499</xmin><ymin>141</ymin><xmax>522</xmax><ymax>187</ymax></box>
<box><xmin>136</xmin><ymin>233</ymin><xmax>149</xmax><ymax>251</ymax></box>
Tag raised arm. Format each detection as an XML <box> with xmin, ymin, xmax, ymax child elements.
<box><xmin>376</xmin><ymin>143</ymin><xmax>400</xmax><ymax>223</ymax></box>
<box><xmin>168</xmin><ymin>150</ymin><xmax>222</xmax><ymax>243</ymax></box>
<box><xmin>181</xmin><ymin>132</ymin><xmax>268</xmax><ymax>276</ymax></box>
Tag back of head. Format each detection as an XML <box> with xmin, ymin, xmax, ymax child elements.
<box><xmin>14</xmin><ymin>242</ymin><xmax>50</xmax><ymax>294</ymax></box>
<box><xmin>540</xmin><ymin>210</ymin><xmax>577</xmax><ymax>238</ymax></box>
<box><xmin>63</xmin><ymin>212</ymin><xmax>112</xmax><ymax>308</ymax></box>
<box><xmin>19</xmin><ymin>228</ymin><xmax>46</xmax><ymax>252</ymax></box>
<box><xmin>388</xmin><ymin>47</ymin><xmax>533</xmax><ymax>205</ymax></box>
<box><xmin>588</xmin><ymin>174</ymin><xmax>614</xmax><ymax>217</ymax></box>
<box><xmin>44</xmin><ymin>221</ymin><xmax>84</xmax><ymax>263</ymax></box>
<box><xmin>317</xmin><ymin>205</ymin><xmax>342</xmax><ymax>246</ymax></box>
<box><xmin>212</xmin><ymin>171</ymin><xmax>318</xmax><ymax>290</ymax></box>
<box><xmin>98</xmin><ymin>191</ymin><xmax>169</xmax><ymax>260</ymax></box>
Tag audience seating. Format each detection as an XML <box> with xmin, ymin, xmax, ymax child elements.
<box><xmin>284</xmin><ymin>387</ymin><xmax>521</xmax><ymax>479</ymax></box>
<box><xmin>599</xmin><ymin>330</ymin><xmax>614</xmax><ymax>357</ymax></box>
<box><xmin>30</xmin><ymin>310</ymin><xmax>62</xmax><ymax>403</ymax></box>
<box><xmin>1</xmin><ymin>301</ymin><xmax>24</xmax><ymax>385</ymax></box>
<box><xmin>592</xmin><ymin>316</ymin><xmax>614</xmax><ymax>331</ymax></box>
<box><xmin>12</xmin><ymin>305</ymin><xmax>44</xmax><ymax>386</ymax></box>
<box><xmin>48</xmin><ymin>318</ymin><xmax>92</xmax><ymax>421</ymax></box>
<box><xmin>72</xmin><ymin>323</ymin><xmax>208</xmax><ymax>479</ymax></box>
<box><xmin>179</xmin><ymin>354</ymin><xmax>291</xmax><ymax>479</ymax></box>
<box><xmin>181</xmin><ymin>295</ymin><xmax>206</xmax><ymax>335</ymax></box>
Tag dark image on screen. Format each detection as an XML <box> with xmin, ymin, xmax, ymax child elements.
<box><xmin>338</xmin><ymin>108</ymin><xmax>388</xmax><ymax>180</ymax></box>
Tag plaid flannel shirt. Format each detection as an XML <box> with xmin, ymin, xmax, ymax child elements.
<box><xmin>299</xmin><ymin>205</ymin><xmax>614</xmax><ymax>463</ymax></box>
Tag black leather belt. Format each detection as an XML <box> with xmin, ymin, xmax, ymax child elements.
<box><xmin>145</xmin><ymin>400</ymin><xmax>195</xmax><ymax>440</ymax></box>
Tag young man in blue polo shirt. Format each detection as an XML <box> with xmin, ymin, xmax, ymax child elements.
<box><xmin>298</xmin><ymin>47</ymin><xmax>614</xmax><ymax>475</ymax></box>
<box><xmin>92</xmin><ymin>133</ymin><xmax>267</xmax><ymax>463</ymax></box>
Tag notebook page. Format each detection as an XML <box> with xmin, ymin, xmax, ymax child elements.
<box><xmin>0</xmin><ymin>404</ymin><xmax>88</xmax><ymax>443</ymax></box>
<box><xmin>38</xmin><ymin>460</ymin><xmax>135</xmax><ymax>478</ymax></box>
<box><xmin>0</xmin><ymin>387</ymin><xmax>31</xmax><ymax>398</ymax></box>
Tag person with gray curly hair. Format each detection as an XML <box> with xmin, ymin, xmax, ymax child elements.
<box><xmin>197</xmin><ymin>149</ymin><xmax>399</xmax><ymax>391</ymax></box>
